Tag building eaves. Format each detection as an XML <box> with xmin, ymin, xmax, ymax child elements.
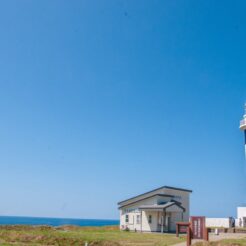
<box><xmin>118</xmin><ymin>194</ymin><xmax>174</xmax><ymax>209</ymax></box>
<box><xmin>139</xmin><ymin>201</ymin><xmax>186</xmax><ymax>212</ymax></box>
<box><xmin>118</xmin><ymin>185</ymin><xmax>192</xmax><ymax>205</ymax></box>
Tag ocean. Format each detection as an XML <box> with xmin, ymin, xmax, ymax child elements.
<box><xmin>0</xmin><ymin>216</ymin><xmax>119</xmax><ymax>227</ymax></box>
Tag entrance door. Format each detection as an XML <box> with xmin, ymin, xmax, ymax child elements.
<box><xmin>158</xmin><ymin>212</ymin><xmax>171</xmax><ymax>232</ymax></box>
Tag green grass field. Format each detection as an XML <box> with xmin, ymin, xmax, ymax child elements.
<box><xmin>0</xmin><ymin>225</ymin><xmax>185</xmax><ymax>246</ymax></box>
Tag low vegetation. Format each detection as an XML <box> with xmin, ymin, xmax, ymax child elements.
<box><xmin>0</xmin><ymin>225</ymin><xmax>185</xmax><ymax>246</ymax></box>
<box><xmin>217</xmin><ymin>238</ymin><xmax>246</xmax><ymax>245</ymax></box>
<box><xmin>194</xmin><ymin>238</ymin><xmax>246</xmax><ymax>246</ymax></box>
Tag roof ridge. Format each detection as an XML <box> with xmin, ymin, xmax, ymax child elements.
<box><xmin>118</xmin><ymin>185</ymin><xmax>192</xmax><ymax>205</ymax></box>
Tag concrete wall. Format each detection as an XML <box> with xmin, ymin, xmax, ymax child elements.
<box><xmin>236</xmin><ymin>207</ymin><xmax>246</xmax><ymax>227</ymax></box>
<box><xmin>205</xmin><ymin>218</ymin><xmax>231</xmax><ymax>228</ymax></box>
<box><xmin>237</xmin><ymin>207</ymin><xmax>246</xmax><ymax>219</ymax></box>
<box><xmin>235</xmin><ymin>219</ymin><xmax>239</xmax><ymax>227</ymax></box>
<box><xmin>142</xmin><ymin>211</ymin><xmax>158</xmax><ymax>232</ymax></box>
<box><xmin>235</xmin><ymin>218</ymin><xmax>245</xmax><ymax>227</ymax></box>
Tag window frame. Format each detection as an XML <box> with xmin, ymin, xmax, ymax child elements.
<box><xmin>136</xmin><ymin>214</ymin><xmax>140</xmax><ymax>224</ymax></box>
<box><xmin>148</xmin><ymin>214</ymin><xmax>152</xmax><ymax>224</ymax></box>
<box><xmin>125</xmin><ymin>214</ymin><xmax>129</xmax><ymax>223</ymax></box>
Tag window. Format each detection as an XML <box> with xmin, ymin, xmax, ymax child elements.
<box><xmin>125</xmin><ymin>214</ymin><xmax>129</xmax><ymax>223</ymax></box>
<box><xmin>136</xmin><ymin>215</ymin><xmax>140</xmax><ymax>224</ymax></box>
<box><xmin>148</xmin><ymin>215</ymin><xmax>152</xmax><ymax>224</ymax></box>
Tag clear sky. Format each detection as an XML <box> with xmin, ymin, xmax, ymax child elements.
<box><xmin>0</xmin><ymin>0</ymin><xmax>245</xmax><ymax>219</ymax></box>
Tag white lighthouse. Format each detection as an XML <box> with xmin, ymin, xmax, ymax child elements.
<box><xmin>236</xmin><ymin>104</ymin><xmax>246</xmax><ymax>228</ymax></box>
<box><xmin>240</xmin><ymin>103</ymin><xmax>246</xmax><ymax>156</ymax></box>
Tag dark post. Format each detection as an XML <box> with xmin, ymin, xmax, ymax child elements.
<box><xmin>204</xmin><ymin>227</ymin><xmax>209</xmax><ymax>241</ymax></box>
<box><xmin>187</xmin><ymin>226</ymin><xmax>191</xmax><ymax>246</ymax></box>
<box><xmin>140</xmin><ymin>210</ymin><xmax>142</xmax><ymax>232</ymax></box>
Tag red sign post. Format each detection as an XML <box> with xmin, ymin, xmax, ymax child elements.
<box><xmin>176</xmin><ymin>222</ymin><xmax>190</xmax><ymax>237</ymax></box>
<box><xmin>176</xmin><ymin>216</ymin><xmax>209</xmax><ymax>246</ymax></box>
<box><xmin>190</xmin><ymin>216</ymin><xmax>205</xmax><ymax>239</ymax></box>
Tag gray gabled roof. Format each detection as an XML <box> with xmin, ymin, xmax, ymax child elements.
<box><xmin>118</xmin><ymin>185</ymin><xmax>192</xmax><ymax>205</ymax></box>
<box><xmin>139</xmin><ymin>201</ymin><xmax>185</xmax><ymax>212</ymax></box>
<box><xmin>118</xmin><ymin>194</ymin><xmax>174</xmax><ymax>209</ymax></box>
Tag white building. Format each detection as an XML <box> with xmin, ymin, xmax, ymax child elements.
<box><xmin>236</xmin><ymin>207</ymin><xmax>246</xmax><ymax>227</ymax></box>
<box><xmin>205</xmin><ymin>218</ymin><xmax>233</xmax><ymax>228</ymax></box>
<box><xmin>118</xmin><ymin>185</ymin><xmax>192</xmax><ymax>232</ymax></box>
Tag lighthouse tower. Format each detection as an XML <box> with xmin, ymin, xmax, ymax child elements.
<box><xmin>240</xmin><ymin>103</ymin><xmax>246</xmax><ymax>155</ymax></box>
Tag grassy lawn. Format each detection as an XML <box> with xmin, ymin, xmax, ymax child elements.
<box><xmin>0</xmin><ymin>225</ymin><xmax>185</xmax><ymax>246</ymax></box>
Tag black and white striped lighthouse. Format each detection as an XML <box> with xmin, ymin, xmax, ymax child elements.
<box><xmin>240</xmin><ymin>103</ymin><xmax>246</xmax><ymax>156</ymax></box>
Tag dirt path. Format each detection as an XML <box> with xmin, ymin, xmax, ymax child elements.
<box><xmin>173</xmin><ymin>233</ymin><xmax>246</xmax><ymax>246</ymax></box>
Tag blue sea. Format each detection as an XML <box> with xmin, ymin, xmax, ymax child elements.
<box><xmin>0</xmin><ymin>216</ymin><xmax>119</xmax><ymax>227</ymax></box>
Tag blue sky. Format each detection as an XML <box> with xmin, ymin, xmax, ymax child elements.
<box><xmin>0</xmin><ymin>0</ymin><xmax>245</xmax><ymax>219</ymax></box>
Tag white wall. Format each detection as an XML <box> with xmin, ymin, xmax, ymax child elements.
<box><xmin>205</xmin><ymin>218</ymin><xmax>231</xmax><ymax>228</ymax></box>
<box><xmin>235</xmin><ymin>219</ymin><xmax>239</xmax><ymax>227</ymax></box>
<box><xmin>120</xmin><ymin>196</ymin><xmax>158</xmax><ymax>231</ymax></box>
<box><xmin>237</xmin><ymin>207</ymin><xmax>246</xmax><ymax>219</ymax></box>
<box><xmin>141</xmin><ymin>211</ymin><xmax>158</xmax><ymax>232</ymax></box>
<box><xmin>237</xmin><ymin>207</ymin><xmax>246</xmax><ymax>227</ymax></box>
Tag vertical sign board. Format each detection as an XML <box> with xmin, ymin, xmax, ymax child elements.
<box><xmin>190</xmin><ymin>216</ymin><xmax>205</xmax><ymax>239</ymax></box>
